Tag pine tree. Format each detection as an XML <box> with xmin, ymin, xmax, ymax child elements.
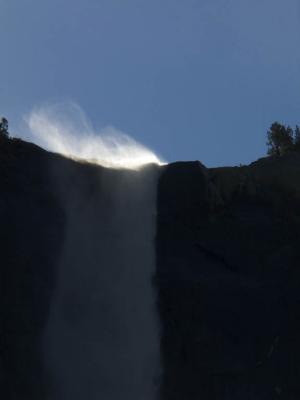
<box><xmin>266</xmin><ymin>122</ymin><xmax>294</xmax><ymax>156</ymax></box>
<box><xmin>294</xmin><ymin>125</ymin><xmax>300</xmax><ymax>151</ymax></box>
<box><xmin>0</xmin><ymin>117</ymin><xmax>9</xmax><ymax>137</ymax></box>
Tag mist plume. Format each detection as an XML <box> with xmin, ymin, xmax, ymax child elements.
<box><xmin>25</xmin><ymin>103</ymin><xmax>164</xmax><ymax>169</ymax></box>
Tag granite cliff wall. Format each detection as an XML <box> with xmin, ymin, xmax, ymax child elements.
<box><xmin>1</xmin><ymin>137</ymin><xmax>300</xmax><ymax>399</ymax></box>
<box><xmin>157</xmin><ymin>156</ymin><xmax>300</xmax><ymax>399</ymax></box>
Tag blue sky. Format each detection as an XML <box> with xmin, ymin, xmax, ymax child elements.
<box><xmin>1</xmin><ymin>0</ymin><xmax>300</xmax><ymax>166</ymax></box>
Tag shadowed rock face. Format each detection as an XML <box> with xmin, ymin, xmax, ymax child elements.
<box><xmin>156</xmin><ymin>156</ymin><xmax>300</xmax><ymax>400</ymax></box>
<box><xmin>1</xmin><ymin>136</ymin><xmax>300</xmax><ymax>399</ymax></box>
<box><xmin>0</xmin><ymin>138</ymin><xmax>65</xmax><ymax>399</ymax></box>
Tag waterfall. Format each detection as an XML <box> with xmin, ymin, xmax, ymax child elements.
<box><xmin>43</xmin><ymin>162</ymin><xmax>161</xmax><ymax>400</ymax></box>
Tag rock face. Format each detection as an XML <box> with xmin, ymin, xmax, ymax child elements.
<box><xmin>0</xmin><ymin>137</ymin><xmax>64</xmax><ymax>399</ymax></box>
<box><xmin>1</xmin><ymin>136</ymin><xmax>300</xmax><ymax>399</ymax></box>
<box><xmin>156</xmin><ymin>156</ymin><xmax>300</xmax><ymax>399</ymax></box>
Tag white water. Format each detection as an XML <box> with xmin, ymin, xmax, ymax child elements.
<box><xmin>25</xmin><ymin>103</ymin><xmax>164</xmax><ymax>169</ymax></box>
<box><xmin>43</xmin><ymin>163</ymin><xmax>161</xmax><ymax>400</ymax></box>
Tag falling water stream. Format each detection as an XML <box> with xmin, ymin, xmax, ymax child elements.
<box><xmin>26</xmin><ymin>104</ymin><xmax>162</xmax><ymax>399</ymax></box>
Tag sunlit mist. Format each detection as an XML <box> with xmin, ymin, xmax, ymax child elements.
<box><xmin>25</xmin><ymin>103</ymin><xmax>164</xmax><ymax>169</ymax></box>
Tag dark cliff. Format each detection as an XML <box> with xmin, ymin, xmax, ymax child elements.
<box><xmin>1</xmin><ymin>136</ymin><xmax>300</xmax><ymax>399</ymax></box>
<box><xmin>157</xmin><ymin>156</ymin><xmax>300</xmax><ymax>399</ymax></box>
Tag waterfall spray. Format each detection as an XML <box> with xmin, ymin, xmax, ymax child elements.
<box><xmin>25</xmin><ymin>103</ymin><xmax>164</xmax><ymax>169</ymax></box>
<box><xmin>25</xmin><ymin>104</ymin><xmax>162</xmax><ymax>399</ymax></box>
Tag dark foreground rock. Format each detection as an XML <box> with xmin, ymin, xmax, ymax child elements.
<box><xmin>156</xmin><ymin>155</ymin><xmax>300</xmax><ymax>399</ymax></box>
<box><xmin>0</xmin><ymin>137</ymin><xmax>64</xmax><ymax>398</ymax></box>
